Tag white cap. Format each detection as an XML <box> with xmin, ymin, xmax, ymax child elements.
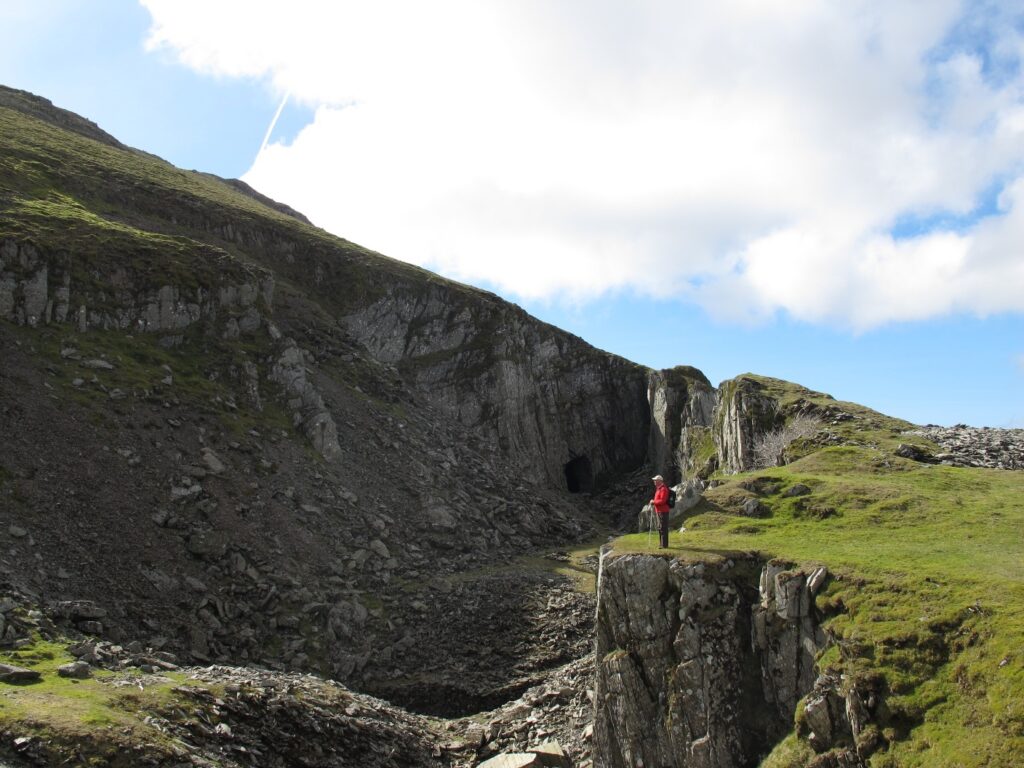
<box><xmin>652</xmin><ymin>474</ymin><xmax>664</xmax><ymax>482</ymax></box>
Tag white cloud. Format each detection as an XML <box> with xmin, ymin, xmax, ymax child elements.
<box><xmin>141</xmin><ymin>0</ymin><xmax>1024</xmax><ymax>327</ymax></box>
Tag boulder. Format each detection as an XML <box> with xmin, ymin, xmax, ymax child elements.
<box><xmin>57</xmin><ymin>661</ymin><xmax>92</xmax><ymax>679</ymax></box>
<box><xmin>0</xmin><ymin>663</ymin><xmax>41</xmax><ymax>683</ymax></box>
<box><xmin>741</xmin><ymin>497</ymin><xmax>770</xmax><ymax>517</ymax></box>
<box><xmin>201</xmin><ymin>448</ymin><xmax>226</xmax><ymax>475</ymax></box>
<box><xmin>477</xmin><ymin>743</ymin><xmax>570</xmax><ymax>768</ymax></box>
<box><xmin>477</xmin><ymin>755</ymin><xmax>542</xmax><ymax>768</ymax></box>
<box><xmin>895</xmin><ymin>444</ymin><xmax>937</xmax><ymax>463</ymax></box>
<box><xmin>187</xmin><ymin>532</ymin><xmax>229</xmax><ymax>561</ymax></box>
<box><xmin>50</xmin><ymin>600</ymin><xmax>107</xmax><ymax>621</ymax></box>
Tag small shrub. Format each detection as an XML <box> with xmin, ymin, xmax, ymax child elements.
<box><xmin>753</xmin><ymin>415</ymin><xmax>823</xmax><ymax>468</ymax></box>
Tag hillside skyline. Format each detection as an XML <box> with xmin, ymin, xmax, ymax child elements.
<box><xmin>2</xmin><ymin>0</ymin><xmax>1022</xmax><ymax>427</ymax></box>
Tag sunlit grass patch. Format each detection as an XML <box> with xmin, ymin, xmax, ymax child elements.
<box><xmin>0</xmin><ymin>638</ymin><xmax>199</xmax><ymax>765</ymax></box>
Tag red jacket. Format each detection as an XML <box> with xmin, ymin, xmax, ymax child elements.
<box><xmin>652</xmin><ymin>484</ymin><xmax>670</xmax><ymax>514</ymax></box>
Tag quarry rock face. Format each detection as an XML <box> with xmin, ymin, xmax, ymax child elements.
<box><xmin>1</xmin><ymin>228</ymin><xmax>805</xmax><ymax>496</ymax></box>
<box><xmin>344</xmin><ymin>283</ymin><xmax>652</xmax><ymax>490</ymax></box>
<box><xmin>3</xmin><ymin>200</ymin><xmax>799</xmax><ymax>494</ymax></box>
<box><xmin>593</xmin><ymin>554</ymin><xmax>829</xmax><ymax>768</ymax></box>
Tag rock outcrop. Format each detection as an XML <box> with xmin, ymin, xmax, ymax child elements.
<box><xmin>754</xmin><ymin>562</ymin><xmax>829</xmax><ymax>724</ymax></box>
<box><xmin>593</xmin><ymin>553</ymin><xmax>830</xmax><ymax>768</ymax></box>
<box><xmin>648</xmin><ymin>366</ymin><xmax>717</xmax><ymax>484</ymax></box>
<box><xmin>344</xmin><ymin>283</ymin><xmax>651</xmax><ymax>489</ymax></box>
<box><xmin>268</xmin><ymin>336</ymin><xmax>342</xmax><ymax>461</ymax></box>
<box><xmin>713</xmin><ymin>377</ymin><xmax>783</xmax><ymax>473</ymax></box>
<box><xmin>0</xmin><ymin>238</ymin><xmax>274</xmax><ymax>341</ymax></box>
<box><xmin>798</xmin><ymin>673</ymin><xmax>878</xmax><ymax>764</ymax></box>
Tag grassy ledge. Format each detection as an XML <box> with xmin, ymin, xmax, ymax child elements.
<box><xmin>614</xmin><ymin>442</ymin><xmax>1024</xmax><ymax>765</ymax></box>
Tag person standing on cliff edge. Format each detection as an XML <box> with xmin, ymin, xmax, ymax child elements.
<box><xmin>651</xmin><ymin>475</ymin><xmax>670</xmax><ymax>548</ymax></box>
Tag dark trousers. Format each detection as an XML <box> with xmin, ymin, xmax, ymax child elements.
<box><xmin>658</xmin><ymin>512</ymin><xmax>669</xmax><ymax>548</ymax></box>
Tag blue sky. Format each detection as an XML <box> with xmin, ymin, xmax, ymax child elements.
<box><xmin>2</xmin><ymin>1</ymin><xmax>1023</xmax><ymax>427</ymax></box>
<box><xmin>0</xmin><ymin>1</ymin><xmax>310</xmax><ymax>175</ymax></box>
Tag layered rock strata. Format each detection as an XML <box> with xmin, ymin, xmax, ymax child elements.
<box><xmin>647</xmin><ymin>366</ymin><xmax>717</xmax><ymax>484</ymax></box>
<box><xmin>714</xmin><ymin>377</ymin><xmax>783</xmax><ymax>473</ymax></box>
<box><xmin>0</xmin><ymin>238</ymin><xmax>273</xmax><ymax>340</ymax></box>
<box><xmin>344</xmin><ymin>283</ymin><xmax>651</xmax><ymax>489</ymax></box>
<box><xmin>593</xmin><ymin>553</ymin><xmax>829</xmax><ymax>768</ymax></box>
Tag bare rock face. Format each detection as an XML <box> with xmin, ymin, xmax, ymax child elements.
<box><xmin>648</xmin><ymin>366</ymin><xmax>717</xmax><ymax>484</ymax></box>
<box><xmin>714</xmin><ymin>377</ymin><xmax>782</xmax><ymax>473</ymax></box>
<box><xmin>753</xmin><ymin>563</ymin><xmax>829</xmax><ymax>723</ymax></box>
<box><xmin>0</xmin><ymin>238</ymin><xmax>274</xmax><ymax>338</ymax></box>
<box><xmin>593</xmin><ymin>554</ymin><xmax>829</xmax><ymax>768</ymax></box>
<box><xmin>268</xmin><ymin>339</ymin><xmax>342</xmax><ymax>461</ymax></box>
<box><xmin>344</xmin><ymin>283</ymin><xmax>651</xmax><ymax>489</ymax></box>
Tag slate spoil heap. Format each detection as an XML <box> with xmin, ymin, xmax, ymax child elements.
<box><xmin>906</xmin><ymin>425</ymin><xmax>1024</xmax><ymax>469</ymax></box>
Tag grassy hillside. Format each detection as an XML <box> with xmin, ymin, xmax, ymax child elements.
<box><xmin>617</xmin><ymin>415</ymin><xmax>1024</xmax><ymax>765</ymax></box>
<box><xmin>0</xmin><ymin>89</ymin><xmax>490</xmax><ymax>316</ymax></box>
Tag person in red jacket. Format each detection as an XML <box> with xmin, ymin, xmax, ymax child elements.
<box><xmin>651</xmin><ymin>475</ymin><xmax>670</xmax><ymax>548</ymax></box>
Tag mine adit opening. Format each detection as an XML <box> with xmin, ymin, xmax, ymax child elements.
<box><xmin>564</xmin><ymin>455</ymin><xmax>594</xmax><ymax>493</ymax></box>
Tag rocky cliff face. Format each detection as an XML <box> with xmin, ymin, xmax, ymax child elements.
<box><xmin>345</xmin><ymin>282</ymin><xmax>652</xmax><ymax>490</ymax></box>
<box><xmin>713</xmin><ymin>377</ymin><xmax>783</xmax><ymax>473</ymax></box>
<box><xmin>647</xmin><ymin>366</ymin><xmax>717</xmax><ymax>484</ymax></box>
<box><xmin>593</xmin><ymin>553</ymin><xmax>829</xmax><ymax>768</ymax></box>
<box><xmin>0</xmin><ymin>237</ymin><xmax>273</xmax><ymax>341</ymax></box>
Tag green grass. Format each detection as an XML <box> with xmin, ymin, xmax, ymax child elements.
<box><xmin>0</xmin><ymin>102</ymin><xmax>494</xmax><ymax>316</ymax></box>
<box><xmin>614</xmin><ymin>445</ymin><xmax>1024</xmax><ymax>765</ymax></box>
<box><xmin>0</xmin><ymin>638</ymin><xmax>193</xmax><ymax>765</ymax></box>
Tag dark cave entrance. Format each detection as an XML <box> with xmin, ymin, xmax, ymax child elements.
<box><xmin>564</xmin><ymin>456</ymin><xmax>594</xmax><ymax>493</ymax></box>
